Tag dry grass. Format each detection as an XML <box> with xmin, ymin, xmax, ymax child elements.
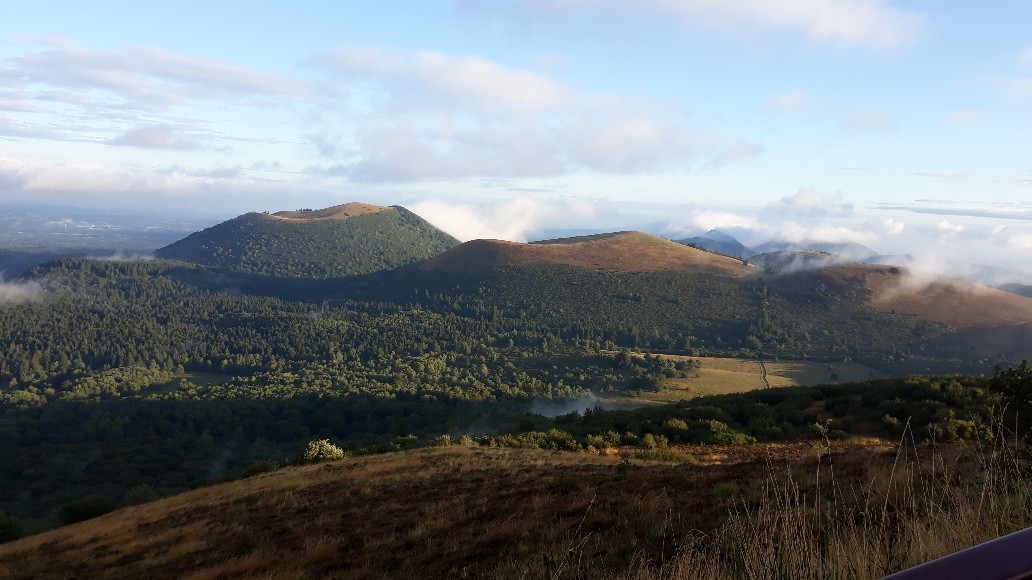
<box><xmin>633</xmin><ymin>432</ymin><xmax>1032</xmax><ymax>579</ymax></box>
<box><xmin>1</xmin><ymin>437</ymin><xmax>1027</xmax><ymax>579</ymax></box>
<box><xmin>422</xmin><ymin>232</ymin><xmax>751</xmax><ymax>275</ymax></box>
<box><xmin>606</xmin><ymin>353</ymin><xmax>884</xmax><ymax>404</ymax></box>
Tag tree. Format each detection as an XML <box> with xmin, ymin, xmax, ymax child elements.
<box><xmin>295</xmin><ymin>439</ymin><xmax>346</xmax><ymax>464</ymax></box>
<box><xmin>990</xmin><ymin>360</ymin><xmax>1032</xmax><ymax>404</ymax></box>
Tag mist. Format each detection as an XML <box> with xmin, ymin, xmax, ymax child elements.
<box><xmin>0</xmin><ymin>277</ymin><xmax>42</xmax><ymax>304</ymax></box>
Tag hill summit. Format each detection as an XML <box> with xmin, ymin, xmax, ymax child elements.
<box><xmin>156</xmin><ymin>203</ymin><xmax>458</xmax><ymax>278</ymax></box>
<box><xmin>422</xmin><ymin>231</ymin><xmax>751</xmax><ymax>275</ymax></box>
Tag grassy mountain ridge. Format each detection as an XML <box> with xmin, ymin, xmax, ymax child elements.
<box><xmin>155</xmin><ymin>204</ymin><xmax>458</xmax><ymax>278</ymax></box>
<box><xmin>422</xmin><ymin>231</ymin><xmax>751</xmax><ymax>275</ymax></box>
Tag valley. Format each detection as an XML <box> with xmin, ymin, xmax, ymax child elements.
<box><xmin>0</xmin><ymin>202</ymin><xmax>1030</xmax><ymax>577</ymax></box>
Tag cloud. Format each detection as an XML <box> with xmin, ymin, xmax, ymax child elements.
<box><xmin>1</xmin><ymin>44</ymin><xmax>315</xmax><ymax>107</ymax></box>
<box><xmin>936</xmin><ymin>219</ymin><xmax>965</xmax><ymax>240</ymax></box>
<box><xmin>911</xmin><ymin>171</ymin><xmax>967</xmax><ymax>181</ymax></box>
<box><xmin>0</xmin><ymin>41</ymin><xmax>318</xmax><ymax>148</ymax></box>
<box><xmin>880</xmin><ymin>218</ymin><xmax>905</xmax><ymax>235</ymax></box>
<box><xmin>487</xmin><ymin>0</ymin><xmax>925</xmax><ymax>48</ymax></box>
<box><xmin>0</xmin><ymin>155</ymin><xmax>285</xmax><ymax>202</ymax></box>
<box><xmin>876</xmin><ymin>202</ymin><xmax>1032</xmax><ymax>221</ymax></box>
<box><xmin>764</xmin><ymin>90</ymin><xmax>810</xmax><ymax>112</ymax></box>
<box><xmin>766</xmin><ymin>189</ymin><xmax>853</xmax><ymax>216</ymax></box>
<box><xmin>692</xmin><ymin>210</ymin><xmax>763</xmax><ymax>232</ymax></box>
<box><xmin>312</xmin><ymin>46</ymin><xmax>566</xmax><ymax>110</ymax></box>
<box><xmin>843</xmin><ymin>110</ymin><xmax>894</xmax><ymax>129</ymax></box>
<box><xmin>408</xmin><ymin>197</ymin><xmax>612</xmax><ymax>242</ymax></box>
<box><xmin>109</xmin><ymin>125</ymin><xmax>204</xmax><ymax>150</ymax></box>
<box><xmin>310</xmin><ymin>46</ymin><xmax>720</xmax><ymax>181</ymax></box>
<box><xmin>705</xmin><ymin>141</ymin><xmax>763</xmax><ymax>169</ymax></box>
<box><xmin>775</xmin><ymin>223</ymin><xmax>878</xmax><ymax>245</ymax></box>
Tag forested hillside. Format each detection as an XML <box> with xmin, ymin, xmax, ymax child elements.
<box><xmin>155</xmin><ymin>204</ymin><xmax>458</xmax><ymax>278</ymax></box>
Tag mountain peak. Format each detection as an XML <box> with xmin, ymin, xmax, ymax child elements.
<box><xmin>267</xmin><ymin>202</ymin><xmax>386</xmax><ymax>223</ymax></box>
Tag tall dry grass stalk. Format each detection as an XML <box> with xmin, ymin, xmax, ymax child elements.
<box><xmin>635</xmin><ymin>423</ymin><xmax>1032</xmax><ymax>579</ymax></box>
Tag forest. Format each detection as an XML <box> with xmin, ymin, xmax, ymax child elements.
<box><xmin>0</xmin><ymin>255</ymin><xmax>1009</xmax><ymax>534</ymax></box>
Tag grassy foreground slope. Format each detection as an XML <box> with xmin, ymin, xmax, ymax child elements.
<box><xmin>2</xmin><ymin>438</ymin><xmax>1028</xmax><ymax>579</ymax></box>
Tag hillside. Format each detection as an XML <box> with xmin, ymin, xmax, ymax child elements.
<box><xmin>155</xmin><ymin>203</ymin><xmax>458</xmax><ymax>278</ymax></box>
<box><xmin>767</xmin><ymin>264</ymin><xmax>1032</xmax><ymax>363</ymax></box>
<box><xmin>422</xmin><ymin>231</ymin><xmax>751</xmax><ymax>275</ymax></box>
<box><xmin>0</xmin><ymin>442</ymin><xmax>915</xmax><ymax>578</ymax></box>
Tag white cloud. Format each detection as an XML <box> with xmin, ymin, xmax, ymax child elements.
<box><xmin>880</xmin><ymin>218</ymin><xmax>905</xmax><ymax>235</ymax></box>
<box><xmin>408</xmin><ymin>197</ymin><xmax>610</xmax><ymax>242</ymax></box>
<box><xmin>776</xmin><ymin>223</ymin><xmax>878</xmax><ymax>245</ymax></box>
<box><xmin>0</xmin><ymin>155</ymin><xmax>282</xmax><ymax>201</ymax></box>
<box><xmin>507</xmin><ymin>0</ymin><xmax>925</xmax><ymax>48</ymax></box>
<box><xmin>312</xmin><ymin>46</ymin><xmax>566</xmax><ymax>110</ymax></box>
<box><xmin>1007</xmin><ymin>233</ymin><xmax>1032</xmax><ymax>250</ymax></box>
<box><xmin>766</xmin><ymin>189</ymin><xmax>853</xmax><ymax>216</ymax></box>
<box><xmin>310</xmin><ymin>46</ymin><xmax>721</xmax><ymax>181</ymax></box>
<box><xmin>936</xmin><ymin>219</ymin><xmax>965</xmax><ymax>241</ymax></box>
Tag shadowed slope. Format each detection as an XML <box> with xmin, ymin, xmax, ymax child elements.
<box><xmin>422</xmin><ymin>231</ymin><xmax>751</xmax><ymax>275</ymax></box>
<box><xmin>0</xmin><ymin>443</ymin><xmax>896</xmax><ymax>579</ymax></box>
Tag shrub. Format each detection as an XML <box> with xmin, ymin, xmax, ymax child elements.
<box><xmin>57</xmin><ymin>495</ymin><xmax>117</xmax><ymax>525</ymax></box>
<box><xmin>295</xmin><ymin>439</ymin><xmax>347</xmax><ymax>464</ymax></box>
<box><xmin>0</xmin><ymin>514</ymin><xmax>22</xmax><ymax>543</ymax></box>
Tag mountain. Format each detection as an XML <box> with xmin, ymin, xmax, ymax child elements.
<box><xmin>752</xmin><ymin>241</ymin><xmax>878</xmax><ymax>262</ymax></box>
<box><xmin>155</xmin><ymin>203</ymin><xmax>459</xmax><ymax>278</ymax></box>
<box><xmin>422</xmin><ymin>231</ymin><xmax>751</xmax><ymax>275</ymax></box>
<box><xmin>747</xmin><ymin>250</ymin><xmax>838</xmax><ymax>274</ymax></box>
<box><xmin>676</xmin><ymin>230</ymin><xmax>755</xmax><ymax>259</ymax></box>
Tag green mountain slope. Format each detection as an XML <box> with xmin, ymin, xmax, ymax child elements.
<box><xmin>155</xmin><ymin>203</ymin><xmax>458</xmax><ymax>278</ymax></box>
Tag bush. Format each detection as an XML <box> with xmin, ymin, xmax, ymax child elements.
<box><xmin>295</xmin><ymin>439</ymin><xmax>347</xmax><ymax>464</ymax></box>
<box><xmin>0</xmin><ymin>514</ymin><xmax>22</xmax><ymax>543</ymax></box>
<box><xmin>57</xmin><ymin>495</ymin><xmax>117</xmax><ymax>525</ymax></box>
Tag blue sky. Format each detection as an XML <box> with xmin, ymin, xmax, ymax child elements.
<box><xmin>1</xmin><ymin>1</ymin><xmax>1031</xmax><ymax>277</ymax></box>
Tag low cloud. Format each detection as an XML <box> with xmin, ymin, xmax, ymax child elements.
<box><xmin>775</xmin><ymin>223</ymin><xmax>878</xmax><ymax>245</ymax></box>
<box><xmin>880</xmin><ymin>217</ymin><xmax>905</xmax><ymax>235</ymax></box>
<box><xmin>767</xmin><ymin>189</ymin><xmax>853</xmax><ymax>216</ymax></box>
<box><xmin>936</xmin><ymin>219</ymin><xmax>965</xmax><ymax>240</ymax></box>
<box><xmin>0</xmin><ymin>278</ymin><xmax>42</xmax><ymax>304</ymax></box>
<box><xmin>663</xmin><ymin>210</ymin><xmax>765</xmax><ymax>238</ymax></box>
<box><xmin>408</xmin><ymin>197</ymin><xmax>613</xmax><ymax>242</ymax></box>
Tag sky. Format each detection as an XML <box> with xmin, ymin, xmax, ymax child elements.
<box><xmin>1</xmin><ymin>1</ymin><xmax>1031</xmax><ymax>279</ymax></box>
